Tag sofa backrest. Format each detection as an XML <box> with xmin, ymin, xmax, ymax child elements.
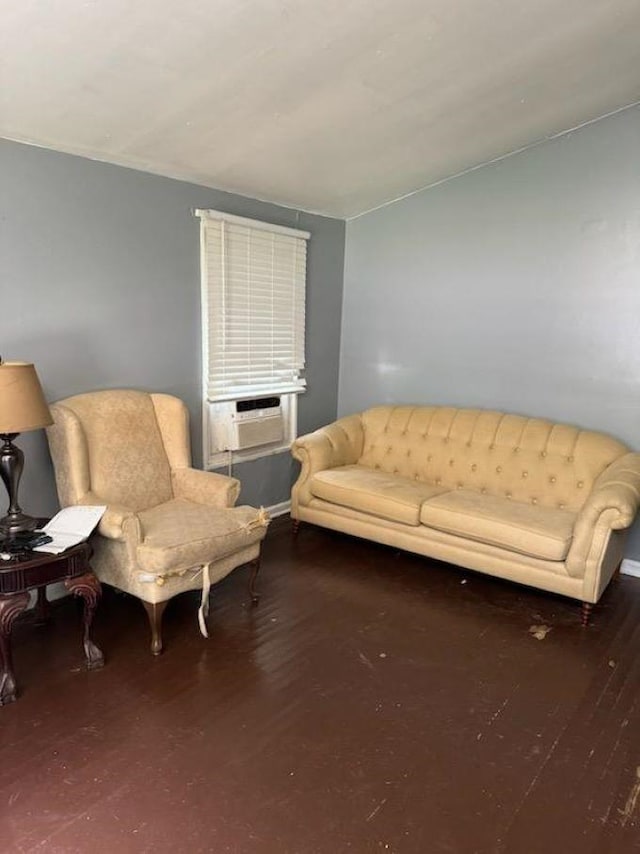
<box><xmin>357</xmin><ymin>406</ymin><xmax>628</xmax><ymax>512</ymax></box>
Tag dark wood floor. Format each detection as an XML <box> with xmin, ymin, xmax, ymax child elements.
<box><xmin>1</xmin><ymin>516</ymin><xmax>639</xmax><ymax>853</ymax></box>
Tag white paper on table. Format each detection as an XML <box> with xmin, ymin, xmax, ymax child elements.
<box><xmin>33</xmin><ymin>505</ymin><xmax>107</xmax><ymax>554</ymax></box>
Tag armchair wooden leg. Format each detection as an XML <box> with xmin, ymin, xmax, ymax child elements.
<box><xmin>581</xmin><ymin>601</ymin><xmax>594</xmax><ymax>628</ymax></box>
<box><xmin>142</xmin><ymin>600</ymin><xmax>169</xmax><ymax>655</ymax></box>
<box><xmin>248</xmin><ymin>557</ymin><xmax>261</xmax><ymax>605</ymax></box>
<box><xmin>292</xmin><ymin>519</ymin><xmax>301</xmax><ymax>536</ymax></box>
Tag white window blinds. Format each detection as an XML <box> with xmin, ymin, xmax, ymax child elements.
<box><xmin>197</xmin><ymin>210</ymin><xmax>309</xmax><ymax>402</ymax></box>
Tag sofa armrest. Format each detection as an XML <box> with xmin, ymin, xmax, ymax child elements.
<box><xmin>575</xmin><ymin>453</ymin><xmax>640</xmax><ymax>531</ymax></box>
<box><xmin>566</xmin><ymin>453</ymin><xmax>640</xmax><ymax>578</ymax></box>
<box><xmin>172</xmin><ymin>467</ymin><xmax>240</xmax><ymax>508</ymax></box>
<box><xmin>291</xmin><ymin>414</ymin><xmax>364</xmax><ymax>513</ymax></box>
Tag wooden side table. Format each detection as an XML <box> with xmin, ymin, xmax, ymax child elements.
<box><xmin>0</xmin><ymin>541</ymin><xmax>103</xmax><ymax>705</ymax></box>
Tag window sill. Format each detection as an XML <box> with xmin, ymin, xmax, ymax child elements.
<box><xmin>206</xmin><ymin>441</ymin><xmax>292</xmax><ymax>471</ymax></box>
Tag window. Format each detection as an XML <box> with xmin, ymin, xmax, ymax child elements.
<box><xmin>196</xmin><ymin>209</ymin><xmax>309</xmax><ymax>467</ymax></box>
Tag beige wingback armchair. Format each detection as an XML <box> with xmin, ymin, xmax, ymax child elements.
<box><xmin>46</xmin><ymin>389</ymin><xmax>269</xmax><ymax>654</ymax></box>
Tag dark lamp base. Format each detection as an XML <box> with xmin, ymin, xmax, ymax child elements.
<box><xmin>1</xmin><ymin>432</ymin><xmax>39</xmax><ymax>539</ymax></box>
<box><xmin>0</xmin><ymin>511</ymin><xmax>39</xmax><ymax>538</ymax></box>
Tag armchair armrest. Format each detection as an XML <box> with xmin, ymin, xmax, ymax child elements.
<box><xmin>291</xmin><ymin>414</ymin><xmax>364</xmax><ymax>513</ymax></box>
<box><xmin>566</xmin><ymin>452</ymin><xmax>640</xmax><ymax>579</ymax></box>
<box><xmin>171</xmin><ymin>467</ymin><xmax>240</xmax><ymax>508</ymax></box>
<box><xmin>99</xmin><ymin>505</ymin><xmax>142</xmax><ymax>541</ymax></box>
<box><xmin>78</xmin><ymin>491</ymin><xmax>141</xmax><ymax>541</ymax></box>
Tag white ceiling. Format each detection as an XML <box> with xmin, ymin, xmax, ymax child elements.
<box><xmin>2</xmin><ymin>0</ymin><xmax>639</xmax><ymax>218</ymax></box>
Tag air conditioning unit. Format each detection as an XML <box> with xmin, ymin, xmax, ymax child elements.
<box><xmin>211</xmin><ymin>396</ymin><xmax>284</xmax><ymax>452</ymax></box>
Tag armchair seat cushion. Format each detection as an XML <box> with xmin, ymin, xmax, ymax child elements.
<box><xmin>420</xmin><ymin>489</ymin><xmax>576</xmax><ymax>561</ymax></box>
<box><xmin>137</xmin><ymin>499</ymin><xmax>266</xmax><ymax>574</ymax></box>
<box><xmin>310</xmin><ymin>464</ymin><xmax>448</xmax><ymax>526</ymax></box>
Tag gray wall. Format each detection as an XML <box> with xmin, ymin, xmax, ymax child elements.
<box><xmin>0</xmin><ymin>139</ymin><xmax>345</xmax><ymax>516</ymax></box>
<box><xmin>341</xmin><ymin>105</ymin><xmax>640</xmax><ymax>558</ymax></box>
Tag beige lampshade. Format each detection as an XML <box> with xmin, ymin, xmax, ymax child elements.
<box><xmin>0</xmin><ymin>361</ymin><xmax>53</xmax><ymax>434</ymax></box>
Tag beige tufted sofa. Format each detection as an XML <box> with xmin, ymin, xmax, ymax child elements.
<box><xmin>291</xmin><ymin>406</ymin><xmax>640</xmax><ymax>621</ymax></box>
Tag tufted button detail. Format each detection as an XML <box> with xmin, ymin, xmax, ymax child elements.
<box><xmin>393</xmin><ymin>468</ymin><xmax>398</xmax><ymax>474</ymax></box>
<box><xmin>435</xmin><ymin>478</ymin><xmax>441</xmax><ymax>485</ymax></box>
<box><xmin>568</xmin><ymin>456</ymin><xmax>574</xmax><ymax>462</ymax></box>
<box><xmin>531</xmin><ymin>497</ymin><xmax>538</xmax><ymax>505</ymax></box>
<box><xmin>481</xmin><ymin>487</ymin><xmax>487</xmax><ymax>494</ymax></box>
<box><xmin>427</xmin><ymin>455</ymin><xmax>432</xmax><ymax>462</ymax></box>
<box><xmin>522</xmin><ymin>471</ymin><xmax>528</xmax><ymax>478</ymax></box>
<box><xmin>457</xmin><ymin>482</ymin><xmax>464</xmax><ymax>489</ymax></box>
<box><xmin>506</xmin><ymin>491</ymin><xmax>512</xmax><ymax>498</ymax></box>
<box><xmin>550</xmin><ymin>476</ymin><xmax>556</xmax><ymax>484</ymax></box>
<box><xmin>489</xmin><ymin>444</ymin><xmax>495</xmax><ymax>450</ymax></box>
<box><xmin>414</xmin><ymin>474</ymin><xmax>419</xmax><ymax>480</ymax></box>
<box><xmin>577</xmin><ymin>480</ymin><xmax>584</xmax><ymax>488</ymax></box>
<box><xmin>541</xmin><ymin>451</ymin><xmax>547</xmax><ymax>458</ymax></box>
<box><xmin>406</xmin><ymin>449</ymin><xmax>411</xmax><ymax>457</ymax></box>
<box><xmin>449</xmin><ymin>459</ymin><xmax>455</xmax><ymax>466</ymax></box>
<box><xmin>374</xmin><ymin>464</ymin><xmax>380</xmax><ymax>470</ymax></box>
<box><xmin>558</xmin><ymin>502</ymin><xmax>565</xmax><ymax>509</ymax></box>
<box><xmin>466</xmin><ymin>442</ymin><xmax>472</xmax><ymax>448</ymax></box>
<box><xmin>514</xmin><ymin>447</ymin><xmax>520</xmax><ymax>453</ymax></box>
<box><xmin>386</xmin><ymin>446</ymin><xmax>392</xmax><ymax>454</ymax></box>
<box><xmin>471</xmin><ymin>464</ymin><xmax>477</xmax><ymax>472</ymax></box>
<box><xmin>496</xmin><ymin>466</ymin><xmax>502</xmax><ymax>473</ymax></box>
<box><xmin>422</xmin><ymin>434</ymin><xmax>427</xmax><ymax>440</ymax></box>
<box><xmin>443</xmin><ymin>437</ymin><xmax>449</xmax><ymax>444</ymax></box>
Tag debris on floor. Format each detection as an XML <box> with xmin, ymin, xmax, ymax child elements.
<box><xmin>529</xmin><ymin>624</ymin><xmax>552</xmax><ymax>640</ymax></box>
<box><xmin>620</xmin><ymin>766</ymin><xmax>640</xmax><ymax>826</ymax></box>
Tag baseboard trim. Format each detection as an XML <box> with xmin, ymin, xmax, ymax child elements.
<box><xmin>266</xmin><ymin>500</ymin><xmax>291</xmax><ymax>518</ymax></box>
<box><xmin>621</xmin><ymin>558</ymin><xmax>640</xmax><ymax>578</ymax></box>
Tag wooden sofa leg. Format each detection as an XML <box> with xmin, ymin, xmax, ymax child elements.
<box><xmin>581</xmin><ymin>601</ymin><xmax>594</xmax><ymax>628</ymax></box>
<box><xmin>292</xmin><ymin>519</ymin><xmax>301</xmax><ymax>536</ymax></box>
<box><xmin>142</xmin><ymin>600</ymin><xmax>168</xmax><ymax>655</ymax></box>
<box><xmin>248</xmin><ymin>557</ymin><xmax>261</xmax><ymax>606</ymax></box>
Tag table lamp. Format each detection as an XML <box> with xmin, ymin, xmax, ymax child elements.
<box><xmin>0</xmin><ymin>360</ymin><xmax>53</xmax><ymax>537</ymax></box>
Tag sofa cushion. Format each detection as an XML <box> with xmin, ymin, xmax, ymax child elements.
<box><xmin>310</xmin><ymin>465</ymin><xmax>447</xmax><ymax>526</ymax></box>
<box><xmin>420</xmin><ymin>489</ymin><xmax>575</xmax><ymax>561</ymax></box>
